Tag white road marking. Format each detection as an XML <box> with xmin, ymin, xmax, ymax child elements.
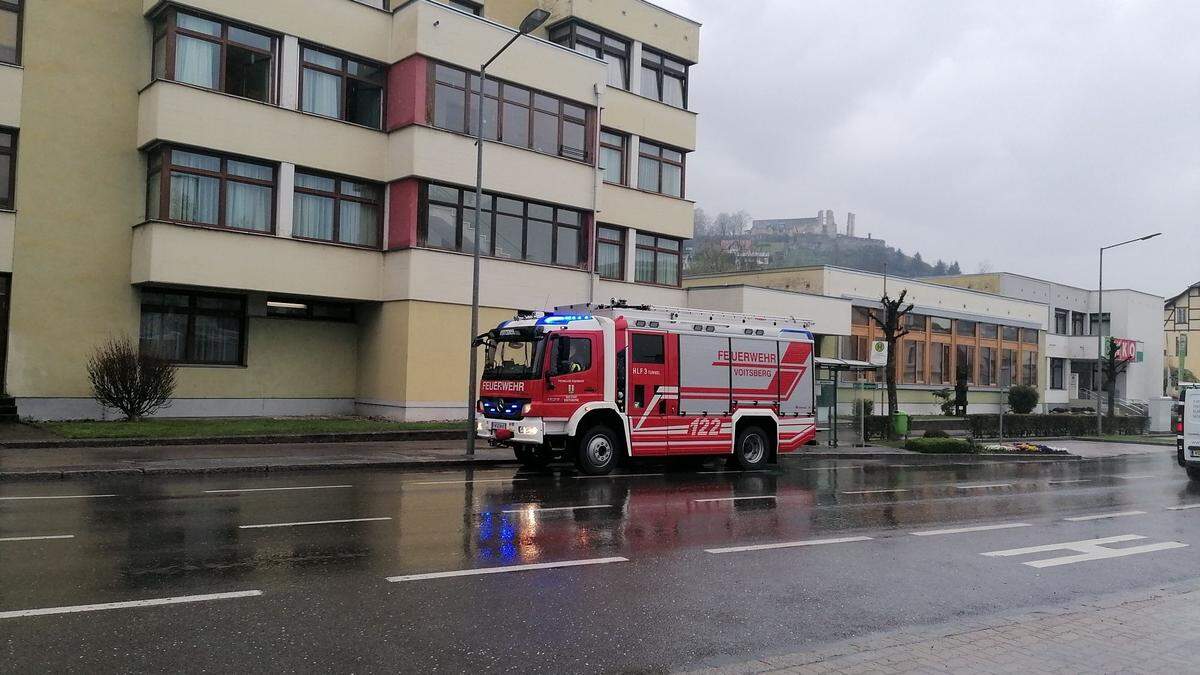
<box><xmin>386</xmin><ymin>556</ymin><xmax>628</xmax><ymax>582</ymax></box>
<box><xmin>406</xmin><ymin>478</ymin><xmax>531</xmax><ymax>486</ymax></box>
<box><xmin>706</xmin><ymin>536</ymin><xmax>873</xmax><ymax>554</ymax></box>
<box><xmin>0</xmin><ymin>590</ymin><xmax>262</xmax><ymax>620</ymax></box>
<box><xmin>1063</xmin><ymin>510</ymin><xmax>1147</xmax><ymax>522</ymax></box>
<box><xmin>239</xmin><ymin>517</ymin><xmax>391</xmax><ymax>529</ymax></box>
<box><xmin>842</xmin><ymin>489</ymin><xmax>911</xmax><ymax>495</ymax></box>
<box><xmin>799</xmin><ymin>466</ymin><xmax>863</xmax><ymax>471</ymax></box>
<box><xmin>911</xmin><ymin>523</ymin><xmax>1031</xmax><ymax>536</ymax></box>
<box><xmin>0</xmin><ymin>534</ymin><xmax>74</xmax><ymax>543</ymax></box>
<box><xmin>204</xmin><ymin>485</ymin><xmax>353</xmax><ymax>494</ymax></box>
<box><xmin>573</xmin><ymin>473</ymin><xmax>665</xmax><ymax>479</ymax></box>
<box><xmin>693</xmin><ymin>495</ymin><xmax>777</xmax><ymax>503</ymax></box>
<box><xmin>1049</xmin><ymin>479</ymin><xmax>1092</xmax><ymax>485</ymax></box>
<box><xmin>0</xmin><ymin>494</ymin><xmax>118</xmax><ymax>501</ymax></box>
<box><xmin>1166</xmin><ymin>503</ymin><xmax>1200</xmax><ymax>511</ymax></box>
<box><xmin>982</xmin><ymin>535</ymin><xmax>1187</xmax><ymax>568</ymax></box>
<box><xmin>696</xmin><ymin>470</ymin><xmax>772</xmax><ymax>474</ymax></box>
<box><xmin>1111</xmin><ymin>475</ymin><xmax>1157</xmax><ymax>480</ymax></box>
<box><xmin>500</xmin><ymin>504</ymin><xmax>613</xmax><ymax>514</ymax></box>
<box><xmin>955</xmin><ymin>483</ymin><xmax>1013</xmax><ymax>490</ymax></box>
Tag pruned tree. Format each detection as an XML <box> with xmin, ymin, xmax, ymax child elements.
<box><xmin>1102</xmin><ymin>339</ymin><xmax>1132</xmax><ymax>419</ymax></box>
<box><xmin>867</xmin><ymin>289</ymin><xmax>914</xmax><ymax>416</ymax></box>
<box><xmin>86</xmin><ymin>337</ymin><xmax>177</xmax><ymax>421</ymax></box>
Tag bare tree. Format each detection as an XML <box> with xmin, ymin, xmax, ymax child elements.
<box><xmin>713</xmin><ymin>210</ymin><xmax>752</xmax><ymax>238</ymax></box>
<box><xmin>87</xmin><ymin>337</ymin><xmax>177</xmax><ymax>421</ymax></box>
<box><xmin>867</xmin><ymin>289</ymin><xmax>914</xmax><ymax>416</ymax></box>
<box><xmin>693</xmin><ymin>208</ymin><xmax>714</xmax><ymax>238</ymax></box>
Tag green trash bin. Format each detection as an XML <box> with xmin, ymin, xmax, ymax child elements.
<box><xmin>891</xmin><ymin>411</ymin><xmax>910</xmax><ymax>437</ymax></box>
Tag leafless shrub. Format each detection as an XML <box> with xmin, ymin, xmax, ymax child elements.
<box><xmin>86</xmin><ymin>337</ymin><xmax>177</xmax><ymax>421</ymax></box>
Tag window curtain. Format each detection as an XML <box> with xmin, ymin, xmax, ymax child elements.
<box><xmin>293</xmin><ymin>193</ymin><xmax>334</xmax><ymax>240</ymax></box>
<box><xmin>226</xmin><ymin>182</ymin><xmax>272</xmax><ymax>231</ymax></box>
<box><xmin>302</xmin><ymin>68</ymin><xmax>341</xmax><ymax>118</ymax></box>
<box><xmin>139</xmin><ymin>311</ymin><xmax>187</xmax><ymax>361</ymax></box>
<box><xmin>635</xmin><ymin>248</ymin><xmax>654</xmax><ymax>282</ymax></box>
<box><xmin>339</xmin><ymin>201</ymin><xmax>377</xmax><ymax>246</ymax></box>
<box><xmin>170</xmin><ymin>173</ymin><xmax>219</xmax><ymax>224</ymax></box>
<box><xmin>192</xmin><ymin>315</ymin><xmax>241</xmax><ymax>364</ymax></box>
<box><xmin>175</xmin><ymin>35</ymin><xmax>220</xmax><ymax>89</ymax></box>
<box><xmin>638</xmin><ymin>157</ymin><xmax>659</xmax><ymax>192</ymax></box>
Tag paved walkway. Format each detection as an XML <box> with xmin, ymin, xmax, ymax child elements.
<box><xmin>688</xmin><ymin>582</ymin><xmax>1200</xmax><ymax>674</ymax></box>
<box><xmin>0</xmin><ymin>438</ymin><xmax>513</xmax><ymax>479</ymax></box>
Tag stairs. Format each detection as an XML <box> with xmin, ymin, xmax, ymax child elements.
<box><xmin>0</xmin><ymin>395</ymin><xmax>17</xmax><ymax>423</ymax></box>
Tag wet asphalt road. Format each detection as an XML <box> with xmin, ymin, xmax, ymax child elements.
<box><xmin>2</xmin><ymin>447</ymin><xmax>1198</xmax><ymax>673</ymax></box>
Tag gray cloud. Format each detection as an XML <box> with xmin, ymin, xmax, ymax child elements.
<box><xmin>654</xmin><ymin>0</ymin><xmax>1199</xmax><ymax>296</ymax></box>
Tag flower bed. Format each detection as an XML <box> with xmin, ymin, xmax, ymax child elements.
<box><xmin>975</xmin><ymin>442</ymin><xmax>1071</xmax><ymax>455</ymax></box>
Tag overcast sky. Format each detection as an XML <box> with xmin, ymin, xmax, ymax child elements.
<box><xmin>652</xmin><ymin>0</ymin><xmax>1199</xmax><ymax>297</ymax></box>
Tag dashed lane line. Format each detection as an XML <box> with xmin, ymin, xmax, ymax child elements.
<box><xmin>1048</xmin><ymin>479</ymin><xmax>1092</xmax><ymax>485</ymax></box>
<box><xmin>500</xmin><ymin>504</ymin><xmax>614</xmax><ymax>514</ymax></box>
<box><xmin>1063</xmin><ymin>510</ymin><xmax>1147</xmax><ymax>522</ymax></box>
<box><xmin>573</xmin><ymin>473</ymin><xmax>666</xmax><ymax>479</ymax></box>
<box><xmin>386</xmin><ymin>557</ymin><xmax>628</xmax><ymax>582</ymax></box>
<box><xmin>1166</xmin><ymin>503</ymin><xmax>1200</xmax><ymax>511</ymax></box>
<box><xmin>910</xmin><ymin>523</ymin><xmax>1031</xmax><ymax>536</ymax></box>
<box><xmin>693</xmin><ymin>495</ymin><xmax>777</xmax><ymax>503</ymax></box>
<box><xmin>1111</xmin><ymin>475</ymin><xmax>1158</xmax><ymax>480</ymax></box>
<box><xmin>955</xmin><ymin>483</ymin><xmax>1013</xmax><ymax>490</ymax></box>
<box><xmin>0</xmin><ymin>535</ymin><xmax>74</xmax><ymax>543</ymax></box>
<box><xmin>0</xmin><ymin>590</ymin><xmax>263</xmax><ymax>620</ymax></box>
<box><xmin>842</xmin><ymin>489</ymin><xmax>911</xmax><ymax>495</ymax></box>
<box><xmin>239</xmin><ymin>517</ymin><xmax>392</xmax><ymax>530</ymax></box>
<box><xmin>705</xmin><ymin>536</ymin><xmax>873</xmax><ymax>554</ymax></box>
<box><xmin>204</xmin><ymin>485</ymin><xmax>353</xmax><ymax>494</ymax></box>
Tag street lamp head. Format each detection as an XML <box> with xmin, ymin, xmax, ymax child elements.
<box><xmin>518</xmin><ymin>8</ymin><xmax>551</xmax><ymax>35</ymax></box>
<box><xmin>1140</xmin><ymin>232</ymin><xmax>1163</xmax><ymax>241</ymax></box>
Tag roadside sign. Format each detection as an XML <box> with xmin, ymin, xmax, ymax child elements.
<box><xmin>869</xmin><ymin>340</ymin><xmax>888</xmax><ymax>366</ymax></box>
<box><xmin>1178</xmin><ymin>334</ymin><xmax>1188</xmax><ymax>358</ymax></box>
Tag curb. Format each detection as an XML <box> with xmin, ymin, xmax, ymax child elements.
<box><xmin>0</xmin><ymin>456</ymin><xmax>516</xmax><ymax>481</ymax></box>
<box><xmin>788</xmin><ymin>452</ymin><xmax>1079</xmax><ymax>461</ymax></box>
<box><xmin>0</xmin><ymin>428</ymin><xmax>467</xmax><ymax>450</ymax></box>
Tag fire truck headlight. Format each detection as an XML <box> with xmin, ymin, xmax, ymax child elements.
<box><xmin>476</xmin><ymin>420</ymin><xmax>488</xmax><ymax>433</ymax></box>
<box><xmin>521</xmin><ymin>403</ymin><xmax>532</xmax><ymax>415</ymax></box>
<box><xmin>518</xmin><ymin>425</ymin><xmax>540</xmax><ymax>436</ymax></box>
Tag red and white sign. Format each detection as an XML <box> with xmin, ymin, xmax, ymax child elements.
<box><xmin>1112</xmin><ymin>338</ymin><xmax>1137</xmax><ymax>362</ymax></box>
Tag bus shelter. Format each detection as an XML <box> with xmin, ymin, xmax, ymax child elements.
<box><xmin>814</xmin><ymin>357</ymin><xmax>880</xmax><ymax>447</ymax></box>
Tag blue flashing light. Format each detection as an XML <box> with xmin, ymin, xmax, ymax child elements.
<box><xmin>536</xmin><ymin>313</ymin><xmax>593</xmax><ymax>325</ymax></box>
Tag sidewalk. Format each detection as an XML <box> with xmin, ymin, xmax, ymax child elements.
<box><xmin>686</xmin><ymin>581</ymin><xmax>1200</xmax><ymax>674</ymax></box>
<box><xmin>0</xmin><ymin>438</ymin><xmax>514</xmax><ymax>480</ymax></box>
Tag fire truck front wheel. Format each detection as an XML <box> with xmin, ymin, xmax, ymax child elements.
<box><xmin>732</xmin><ymin>425</ymin><xmax>771</xmax><ymax>470</ymax></box>
<box><xmin>575</xmin><ymin>426</ymin><xmax>620</xmax><ymax>475</ymax></box>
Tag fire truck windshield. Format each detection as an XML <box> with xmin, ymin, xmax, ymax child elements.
<box><xmin>483</xmin><ymin>336</ymin><xmax>545</xmax><ymax>381</ymax></box>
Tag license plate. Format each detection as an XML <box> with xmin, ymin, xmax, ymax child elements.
<box><xmin>490</xmin><ymin>421</ymin><xmax>508</xmax><ymax>431</ymax></box>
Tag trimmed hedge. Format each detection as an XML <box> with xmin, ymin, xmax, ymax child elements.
<box><xmin>863</xmin><ymin>415</ymin><xmax>892</xmax><ymax>441</ymax></box>
<box><xmin>968</xmin><ymin>414</ymin><xmax>1147</xmax><ymax>438</ymax></box>
<box><xmin>905</xmin><ymin>437</ymin><xmax>973</xmax><ymax>453</ymax></box>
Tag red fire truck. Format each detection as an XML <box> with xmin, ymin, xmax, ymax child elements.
<box><xmin>474</xmin><ymin>303</ymin><xmax>817</xmax><ymax>475</ymax></box>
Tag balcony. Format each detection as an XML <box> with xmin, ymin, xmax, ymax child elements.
<box><xmin>131</xmin><ymin>221</ymin><xmax>382</xmax><ymax>301</ymax></box>
<box><xmin>0</xmin><ymin>64</ymin><xmax>20</xmax><ymax>127</ymax></box>
<box><xmin>538</xmin><ymin>0</ymin><xmax>700</xmax><ymax>64</ymax></box>
<box><xmin>388</xmin><ymin>126</ymin><xmax>597</xmax><ymax>209</ymax></box>
<box><xmin>382</xmin><ymin>247</ymin><xmax>591</xmax><ymax>308</ymax></box>
<box><xmin>601</xmin><ymin>88</ymin><xmax>696</xmax><ymax>152</ymax></box>
<box><xmin>598</xmin><ymin>183</ymin><xmax>694</xmax><ymax>239</ymax></box>
<box><xmin>138</xmin><ymin>80</ymin><xmax>388</xmax><ymax>181</ymax></box>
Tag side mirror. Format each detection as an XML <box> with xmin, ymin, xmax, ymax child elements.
<box><xmin>544</xmin><ymin>335</ymin><xmax>557</xmax><ymax>389</ymax></box>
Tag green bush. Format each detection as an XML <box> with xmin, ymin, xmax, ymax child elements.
<box><xmin>967</xmin><ymin>414</ymin><xmax>1147</xmax><ymax>438</ymax></box>
<box><xmin>904</xmin><ymin>437</ymin><xmax>974</xmax><ymax>453</ymax></box>
<box><xmin>923</xmin><ymin>428</ymin><xmax>950</xmax><ymax>438</ymax></box>
<box><xmin>1008</xmin><ymin>385</ymin><xmax>1039</xmax><ymax>414</ymax></box>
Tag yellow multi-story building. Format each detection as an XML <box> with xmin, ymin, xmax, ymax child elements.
<box><xmin>1164</xmin><ymin>282</ymin><xmax>1200</xmax><ymax>387</ymax></box>
<box><xmin>0</xmin><ymin>0</ymin><xmax>699</xmax><ymax>419</ymax></box>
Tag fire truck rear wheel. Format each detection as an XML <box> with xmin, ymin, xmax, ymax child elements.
<box><xmin>575</xmin><ymin>426</ymin><xmax>619</xmax><ymax>476</ymax></box>
<box><xmin>733</xmin><ymin>425</ymin><xmax>771</xmax><ymax>470</ymax></box>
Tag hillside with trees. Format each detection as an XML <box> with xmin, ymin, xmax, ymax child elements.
<box><xmin>686</xmin><ymin>208</ymin><xmax>963</xmax><ymax>278</ymax></box>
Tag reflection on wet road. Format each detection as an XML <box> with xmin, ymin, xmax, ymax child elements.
<box><xmin>3</xmin><ymin>449</ymin><xmax>1198</xmax><ymax>672</ymax></box>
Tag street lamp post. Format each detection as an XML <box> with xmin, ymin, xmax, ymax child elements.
<box><xmin>1095</xmin><ymin>232</ymin><xmax>1161</xmax><ymax>435</ymax></box>
<box><xmin>466</xmin><ymin>9</ymin><xmax>551</xmax><ymax>456</ymax></box>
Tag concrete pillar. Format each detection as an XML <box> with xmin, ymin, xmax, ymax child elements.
<box><xmin>280</xmin><ymin>35</ymin><xmax>300</xmax><ymax>110</ymax></box>
<box><xmin>629</xmin><ymin>41</ymin><xmax>643</xmax><ymax>95</ymax></box>
<box><xmin>625</xmin><ymin>227</ymin><xmax>638</xmax><ymax>282</ymax></box>
<box><xmin>276</xmin><ymin>162</ymin><xmax>295</xmax><ymax>238</ymax></box>
<box><xmin>627</xmin><ymin>133</ymin><xmax>640</xmax><ymax>190</ymax></box>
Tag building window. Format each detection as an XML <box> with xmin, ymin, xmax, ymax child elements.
<box><xmin>1000</xmin><ymin>349</ymin><xmax>1015</xmax><ymax>387</ymax></box>
<box><xmin>266</xmin><ymin>297</ymin><xmax>355</xmax><ymax>322</ymax></box>
<box><xmin>1071</xmin><ymin>311</ymin><xmax>1086</xmax><ymax>336</ymax></box>
<box><xmin>1050</xmin><ymin>358</ymin><xmax>1065</xmax><ymax>390</ymax></box>
<box><xmin>980</xmin><ymin>346</ymin><xmax>996</xmax><ymax>386</ymax></box>
<box><xmin>0</xmin><ymin>0</ymin><xmax>20</xmax><ymax>66</ymax></box>
<box><xmin>549</xmin><ymin>21</ymin><xmax>629</xmax><ymax>89</ymax></box>
<box><xmin>637</xmin><ymin>140</ymin><xmax>685</xmax><ymax>198</ymax></box>
<box><xmin>632</xmin><ymin>333</ymin><xmax>665</xmax><ymax>364</ymax></box>
<box><xmin>139</xmin><ymin>289</ymin><xmax>246</xmax><ymax>366</ymax></box>
<box><xmin>1020</xmin><ymin>328</ymin><xmax>1039</xmax><ymax>344</ymax></box>
<box><xmin>639</xmin><ymin>47</ymin><xmax>688</xmax><ymax>108</ymax></box>
<box><xmin>979</xmin><ymin>323</ymin><xmax>998</xmax><ymax>339</ymax></box>
<box><xmin>634</xmin><ymin>233</ymin><xmax>681</xmax><ymax>286</ymax></box>
<box><xmin>851</xmin><ymin>307</ymin><xmax>871</xmax><ymax>326</ymax></box>
<box><xmin>299</xmin><ymin>46</ymin><xmax>386</xmax><ymax>129</ymax></box>
<box><xmin>1053</xmin><ymin>309</ymin><xmax>1069</xmax><ymax>334</ymax></box>
<box><xmin>956</xmin><ymin>344</ymin><xmax>976</xmax><ymax>384</ymax></box>
<box><xmin>0</xmin><ymin>127</ymin><xmax>14</xmax><ymax>210</ymax></box>
<box><xmin>421</xmin><ymin>182</ymin><xmax>584</xmax><ymax>268</ymax></box>
<box><xmin>595</xmin><ymin>225</ymin><xmax>625</xmax><ymax>280</ymax></box>
<box><xmin>599</xmin><ymin>130</ymin><xmax>627</xmax><ymax>185</ymax></box>
<box><xmin>930</xmin><ymin>316</ymin><xmax>952</xmax><ymax>334</ymax></box>
<box><xmin>1001</xmin><ymin>325</ymin><xmax>1020</xmax><ymax>341</ymax></box>
<box><xmin>430</xmin><ymin>62</ymin><xmax>592</xmax><ymax>163</ymax></box>
<box><xmin>1176</xmin><ymin>307</ymin><xmax>1188</xmax><ymax>325</ymax></box>
<box><xmin>956</xmin><ymin>320</ymin><xmax>976</xmax><ymax>338</ymax></box>
<box><xmin>152</xmin><ymin>9</ymin><xmax>275</xmax><ymax>103</ymax></box>
<box><xmin>901</xmin><ymin>341</ymin><xmax>925</xmax><ymax>384</ymax></box>
<box><xmin>1088</xmin><ymin>312</ymin><xmax>1111</xmax><ymax>336</ymax></box>
<box><xmin>930</xmin><ymin>343</ymin><xmax>951</xmax><ymax>384</ymax></box>
<box><xmin>905</xmin><ymin>313</ymin><xmax>927</xmax><ymax>332</ymax></box>
<box><xmin>1022</xmin><ymin>351</ymin><xmax>1038</xmax><ymax>386</ymax></box>
<box><xmin>441</xmin><ymin>0</ymin><xmax>482</xmax><ymax>15</ymax></box>
<box><xmin>147</xmin><ymin>147</ymin><xmax>275</xmax><ymax>232</ymax></box>
<box><xmin>293</xmin><ymin>170</ymin><xmax>382</xmax><ymax>247</ymax></box>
